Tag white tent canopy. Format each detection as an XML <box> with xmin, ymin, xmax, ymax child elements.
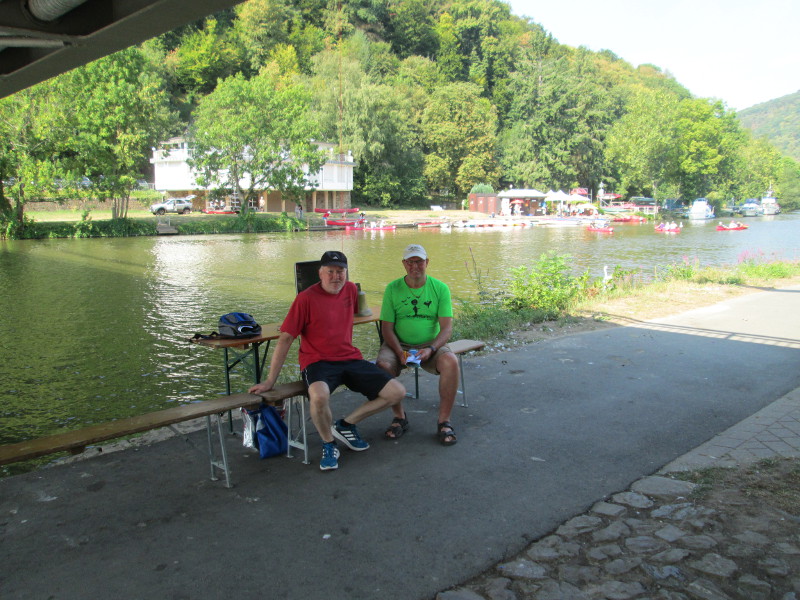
<box><xmin>545</xmin><ymin>190</ymin><xmax>573</xmax><ymax>201</ymax></box>
<box><xmin>497</xmin><ymin>188</ymin><xmax>546</xmax><ymax>198</ymax></box>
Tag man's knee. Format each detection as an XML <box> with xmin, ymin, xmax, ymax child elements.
<box><xmin>380</xmin><ymin>378</ymin><xmax>406</xmax><ymax>404</ymax></box>
<box><xmin>437</xmin><ymin>351</ymin><xmax>459</xmax><ymax>374</ymax></box>
<box><xmin>308</xmin><ymin>381</ymin><xmax>331</xmax><ymax>407</ymax></box>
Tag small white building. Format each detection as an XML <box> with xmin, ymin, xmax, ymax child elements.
<box><xmin>150</xmin><ymin>137</ymin><xmax>356</xmax><ymax>212</ymax></box>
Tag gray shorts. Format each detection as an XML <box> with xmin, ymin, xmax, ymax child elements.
<box><xmin>376</xmin><ymin>342</ymin><xmax>452</xmax><ymax>376</ymax></box>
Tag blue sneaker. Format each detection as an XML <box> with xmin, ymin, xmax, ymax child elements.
<box><xmin>332</xmin><ymin>419</ymin><xmax>370</xmax><ymax>451</ymax></box>
<box><xmin>320</xmin><ymin>441</ymin><xmax>340</xmax><ymax>471</ymax></box>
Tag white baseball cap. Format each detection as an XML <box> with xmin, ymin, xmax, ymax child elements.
<box><xmin>403</xmin><ymin>244</ymin><xmax>427</xmax><ymax>260</ymax></box>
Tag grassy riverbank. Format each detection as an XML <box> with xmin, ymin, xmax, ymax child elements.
<box><xmin>451</xmin><ymin>247</ymin><xmax>800</xmax><ymax>345</ymax></box>
<box><xmin>3</xmin><ymin>205</ymin><xmax>480</xmax><ymax>239</ymax></box>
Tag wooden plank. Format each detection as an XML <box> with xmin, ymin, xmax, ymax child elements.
<box><xmin>0</xmin><ymin>381</ymin><xmax>308</xmax><ymax>466</ymax></box>
<box><xmin>448</xmin><ymin>339</ymin><xmax>485</xmax><ymax>354</ymax></box>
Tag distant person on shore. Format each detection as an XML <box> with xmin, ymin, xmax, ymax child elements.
<box><xmin>376</xmin><ymin>244</ymin><xmax>459</xmax><ymax>446</ymax></box>
<box><xmin>249</xmin><ymin>250</ymin><xmax>405</xmax><ymax>471</ymax></box>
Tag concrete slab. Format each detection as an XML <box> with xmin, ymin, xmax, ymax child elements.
<box><xmin>2</xmin><ymin>286</ymin><xmax>800</xmax><ymax>600</ymax></box>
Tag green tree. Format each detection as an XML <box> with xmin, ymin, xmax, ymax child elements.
<box><xmin>53</xmin><ymin>47</ymin><xmax>177</xmax><ymax>218</ymax></box>
<box><xmin>777</xmin><ymin>157</ymin><xmax>800</xmax><ymax>209</ymax></box>
<box><xmin>671</xmin><ymin>99</ymin><xmax>734</xmax><ymax>199</ymax></box>
<box><xmin>728</xmin><ymin>134</ymin><xmax>782</xmax><ymax>200</ymax></box>
<box><xmin>434</xmin><ymin>12</ymin><xmax>464</xmax><ymax>81</ymax></box>
<box><xmin>500</xmin><ymin>48</ymin><xmax>614</xmax><ymax>191</ymax></box>
<box><xmin>307</xmin><ymin>48</ymin><xmax>426</xmax><ymax>206</ymax></box>
<box><xmin>422</xmin><ymin>82</ymin><xmax>499</xmax><ymax>197</ymax></box>
<box><xmin>190</xmin><ymin>66</ymin><xmax>324</xmax><ymax>209</ymax></box>
<box><xmin>0</xmin><ymin>83</ymin><xmax>62</xmax><ymax>226</ymax></box>
<box><xmin>384</xmin><ymin>0</ymin><xmax>439</xmax><ymax>59</ymax></box>
<box><xmin>232</xmin><ymin>0</ymin><xmax>326</xmax><ymax>74</ymax></box>
<box><xmin>604</xmin><ymin>86</ymin><xmax>680</xmax><ymax>197</ymax></box>
<box><xmin>166</xmin><ymin>17</ymin><xmax>241</xmax><ymax>96</ymax></box>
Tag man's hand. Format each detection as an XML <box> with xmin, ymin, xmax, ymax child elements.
<box><xmin>249</xmin><ymin>381</ymin><xmax>274</xmax><ymax>395</ymax></box>
<box><xmin>420</xmin><ymin>347</ymin><xmax>435</xmax><ymax>361</ymax></box>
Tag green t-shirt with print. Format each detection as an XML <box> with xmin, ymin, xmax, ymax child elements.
<box><xmin>379</xmin><ymin>275</ymin><xmax>453</xmax><ymax>345</ymax></box>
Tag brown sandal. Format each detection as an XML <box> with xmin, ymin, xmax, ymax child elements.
<box><xmin>437</xmin><ymin>421</ymin><xmax>457</xmax><ymax>446</ymax></box>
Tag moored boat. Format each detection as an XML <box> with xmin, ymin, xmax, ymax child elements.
<box><xmin>347</xmin><ymin>224</ymin><xmax>396</xmax><ymax>231</ymax></box>
<box><xmin>314</xmin><ymin>207</ymin><xmax>360</xmax><ymax>213</ymax></box>
<box><xmin>686</xmin><ymin>198</ymin><xmax>715</xmax><ymax>220</ymax></box>
<box><xmin>326</xmin><ymin>218</ymin><xmax>365</xmax><ymax>226</ymax></box>
<box><xmin>611</xmin><ymin>215</ymin><xmax>647</xmax><ymax>223</ymax></box>
<box><xmin>760</xmin><ymin>191</ymin><xmax>781</xmax><ymax>215</ymax></box>
<box><xmin>738</xmin><ymin>200</ymin><xmax>763</xmax><ymax>217</ymax></box>
<box><xmin>417</xmin><ymin>221</ymin><xmax>447</xmax><ymax>228</ymax></box>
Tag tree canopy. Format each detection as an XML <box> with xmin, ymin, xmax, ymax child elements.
<box><xmin>1</xmin><ymin>0</ymin><xmax>797</xmax><ymax>219</ymax></box>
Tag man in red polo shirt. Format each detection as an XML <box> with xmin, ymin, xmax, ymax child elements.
<box><xmin>250</xmin><ymin>250</ymin><xmax>405</xmax><ymax>471</ymax></box>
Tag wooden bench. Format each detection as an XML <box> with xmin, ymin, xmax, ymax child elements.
<box><xmin>406</xmin><ymin>339</ymin><xmax>485</xmax><ymax>406</ymax></box>
<box><xmin>0</xmin><ymin>381</ymin><xmax>310</xmax><ymax>488</ymax></box>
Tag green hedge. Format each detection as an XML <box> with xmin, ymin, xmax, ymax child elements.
<box><xmin>1</xmin><ymin>212</ymin><xmax>304</xmax><ymax>239</ymax></box>
<box><xmin>174</xmin><ymin>212</ymin><xmax>302</xmax><ymax>234</ymax></box>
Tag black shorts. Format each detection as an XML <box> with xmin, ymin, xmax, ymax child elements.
<box><xmin>303</xmin><ymin>359</ymin><xmax>394</xmax><ymax>401</ymax></box>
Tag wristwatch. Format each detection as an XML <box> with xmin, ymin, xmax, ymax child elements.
<box><xmin>427</xmin><ymin>345</ymin><xmax>437</xmax><ymax>353</ymax></box>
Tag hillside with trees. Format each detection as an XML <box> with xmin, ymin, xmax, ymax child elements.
<box><xmin>738</xmin><ymin>90</ymin><xmax>800</xmax><ymax>162</ymax></box>
<box><xmin>2</xmin><ymin>0</ymin><xmax>799</xmax><ymax>228</ymax></box>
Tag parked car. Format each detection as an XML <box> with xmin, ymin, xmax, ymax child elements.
<box><xmin>150</xmin><ymin>197</ymin><xmax>193</xmax><ymax>215</ymax></box>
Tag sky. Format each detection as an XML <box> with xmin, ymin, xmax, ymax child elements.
<box><xmin>505</xmin><ymin>0</ymin><xmax>799</xmax><ymax>111</ymax></box>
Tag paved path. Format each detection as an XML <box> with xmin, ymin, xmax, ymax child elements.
<box><xmin>661</xmin><ymin>386</ymin><xmax>800</xmax><ymax>472</ymax></box>
<box><xmin>1</xmin><ymin>286</ymin><xmax>799</xmax><ymax>600</ymax></box>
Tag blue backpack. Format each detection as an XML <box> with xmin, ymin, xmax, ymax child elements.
<box><xmin>218</xmin><ymin>312</ymin><xmax>262</xmax><ymax>338</ymax></box>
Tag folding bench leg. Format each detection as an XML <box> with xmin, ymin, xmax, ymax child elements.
<box><xmin>204</xmin><ymin>414</ymin><xmax>233</xmax><ymax>488</ymax></box>
<box><xmin>406</xmin><ymin>359</ymin><xmax>467</xmax><ymax>405</ymax></box>
<box><xmin>457</xmin><ymin>355</ymin><xmax>469</xmax><ymax>408</ymax></box>
<box><xmin>284</xmin><ymin>395</ymin><xmax>310</xmax><ymax>465</ymax></box>
<box><xmin>405</xmin><ymin>365</ymin><xmax>420</xmax><ymax>399</ymax></box>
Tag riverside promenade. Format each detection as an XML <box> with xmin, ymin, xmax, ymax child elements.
<box><xmin>1</xmin><ymin>286</ymin><xmax>799</xmax><ymax>600</ymax></box>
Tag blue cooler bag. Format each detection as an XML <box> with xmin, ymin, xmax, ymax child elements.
<box><xmin>246</xmin><ymin>405</ymin><xmax>288</xmax><ymax>458</ymax></box>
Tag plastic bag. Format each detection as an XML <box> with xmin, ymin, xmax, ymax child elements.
<box><xmin>241</xmin><ymin>407</ymin><xmax>258</xmax><ymax>451</ymax></box>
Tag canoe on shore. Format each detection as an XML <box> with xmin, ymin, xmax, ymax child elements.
<box><xmin>611</xmin><ymin>215</ymin><xmax>646</xmax><ymax>223</ymax></box>
<box><xmin>326</xmin><ymin>219</ymin><xmax>365</xmax><ymax>226</ymax></box>
<box><xmin>417</xmin><ymin>221</ymin><xmax>447</xmax><ymax>228</ymax></box>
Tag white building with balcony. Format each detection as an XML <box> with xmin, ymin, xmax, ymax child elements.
<box><xmin>150</xmin><ymin>137</ymin><xmax>356</xmax><ymax>212</ymax></box>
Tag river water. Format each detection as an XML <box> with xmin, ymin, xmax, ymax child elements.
<box><xmin>2</xmin><ymin>213</ymin><xmax>799</xmax><ymax>452</ymax></box>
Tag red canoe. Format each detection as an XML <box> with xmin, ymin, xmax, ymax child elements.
<box><xmin>655</xmin><ymin>225</ymin><xmax>681</xmax><ymax>233</ymax></box>
<box><xmin>326</xmin><ymin>219</ymin><xmax>365</xmax><ymax>226</ymax></box>
<box><xmin>587</xmin><ymin>225</ymin><xmax>614</xmax><ymax>233</ymax></box>
<box><xmin>315</xmin><ymin>208</ymin><xmax>360</xmax><ymax>214</ymax></box>
<box><xmin>716</xmin><ymin>225</ymin><xmax>748</xmax><ymax>231</ymax></box>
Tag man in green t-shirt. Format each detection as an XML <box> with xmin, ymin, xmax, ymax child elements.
<box><xmin>376</xmin><ymin>244</ymin><xmax>459</xmax><ymax>445</ymax></box>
